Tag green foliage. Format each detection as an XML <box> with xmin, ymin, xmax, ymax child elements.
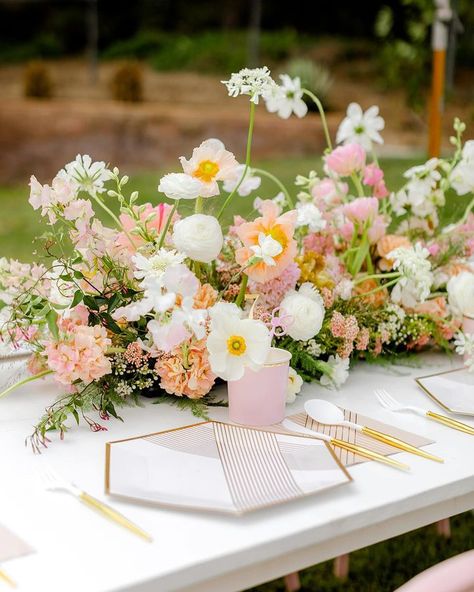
<box><xmin>110</xmin><ymin>61</ymin><xmax>144</xmax><ymax>103</ymax></box>
<box><xmin>103</xmin><ymin>29</ymin><xmax>308</xmax><ymax>73</ymax></box>
<box><xmin>0</xmin><ymin>34</ymin><xmax>62</xmax><ymax>63</ymax></box>
<box><xmin>153</xmin><ymin>392</ymin><xmax>228</xmax><ymax>420</ymax></box>
<box><xmin>23</xmin><ymin>61</ymin><xmax>54</xmax><ymax>99</ymax></box>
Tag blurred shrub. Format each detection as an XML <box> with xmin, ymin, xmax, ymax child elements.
<box><xmin>110</xmin><ymin>61</ymin><xmax>144</xmax><ymax>102</ymax></box>
<box><xmin>283</xmin><ymin>57</ymin><xmax>333</xmax><ymax>110</ymax></box>
<box><xmin>23</xmin><ymin>61</ymin><xmax>53</xmax><ymax>99</ymax></box>
<box><xmin>0</xmin><ymin>34</ymin><xmax>62</xmax><ymax>63</ymax></box>
<box><xmin>103</xmin><ymin>29</ymin><xmax>308</xmax><ymax>73</ymax></box>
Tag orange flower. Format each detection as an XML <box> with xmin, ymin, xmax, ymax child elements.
<box><xmin>193</xmin><ymin>283</ymin><xmax>218</xmax><ymax>309</ymax></box>
<box><xmin>412</xmin><ymin>296</ymin><xmax>447</xmax><ymax>318</ymax></box>
<box><xmin>377</xmin><ymin>235</ymin><xmax>411</xmax><ymax>271</ymax></box>
<box><xmin>156</xmin><ymin>339</ymin><xmax>215</xmax><ymax>399</ymax></box>
<box><xmin>354</xmin><ymin>278</ymin><xmax>387</xmax><ymax>308</ymax></box>
<box><xmin>235</xmin><ymin>200</ymin><xmax>297</xmax><ymax>283</ymax></box>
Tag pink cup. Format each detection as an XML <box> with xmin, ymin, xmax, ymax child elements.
<box><xmin>227</xmin><ymin>347</ymin><xmax>291</xmax><ymax>426</ymax></box>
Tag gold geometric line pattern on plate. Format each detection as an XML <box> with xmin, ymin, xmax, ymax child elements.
<box><xmin>213</xmin><ymin>422</ymin><xmax>303</xmax><ymax>513</ymax></box>
<box><xmin>144</xmin><ymin>421</ymin><xmax>220</xmax><ymax>459</ymax></box>
<box><xmin>288</xmin><ymin>408</ymin><xmax>433</xmax><ymax>467</ymax></box>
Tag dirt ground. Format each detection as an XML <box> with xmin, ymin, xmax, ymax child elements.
<box><xmin>1</xmin><ymin>58</ymin><xmax>473</xmax><ymax>183</ymax></box>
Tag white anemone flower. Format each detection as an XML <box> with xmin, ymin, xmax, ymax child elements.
<box><xmin>206</xmin><ymin>309</ymin><xmax>271</xmax><ymax>381</ymax></box>
<box><xmin>295</xmin><ymin>202</ymin><xmax>327</xmax><ymax>232</ymax></box>
<box><xmin>336</xmin><ymin>103</ymin><xmax>385</xmax><ymax>150</ymax></box>
<box><xmin>250</xmin><ymin>232</ymin><xmax>283</xmax><ymax>266</ymax></box>
<box><xmin>158</xmin><ymin>173</ymin><xmax>204</xmax><ymax>200</ymax></box>
<box><xmin>223</xmin><ymin>165</ymin><xmax>261</xmax><ymax>196</ymax></box>
<box><xmin>61</xmin><ymin>154</ymin><xmax>112</xmax><ymax>196</ymax></box>
<box><xmin>179</xmin><ymin>139</ymin><xmax>239</xmax><ymax>198</ymax></box>
<box><xmin>221</xmin><ymin>66</ymin><xmax>276</xmax><ymax>104</ymax></box>
<box><xmin>265</xmin><ymin>75</ymin><xmax>308</xmax><ymax>119</ymax></box>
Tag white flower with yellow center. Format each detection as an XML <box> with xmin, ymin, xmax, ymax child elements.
<box><xmin>207</xmin><ymin>305</ymin><xmax>271</xmax><ymax>381</ymax></box>
<box><xmin>249</xmin><ymin>232</ymin><xmax>283</xmax><ymax>266</ymax></box>
<box><xmin>179</xmin><ymin>138</ymin><xmax>239</xmax><ymax>197</ymax></box>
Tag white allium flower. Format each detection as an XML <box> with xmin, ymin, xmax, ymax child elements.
<box><xmin>250</xmin><ymin>232</ymin><xmax>283</xmax><ymax>266</ymax></box>
<box><xmin>132</xmin><ymin>249</ymin><xmax>185</xmax><ymax>282</ymax></box>
<box><xmin>221</xmin><ymin>66</ymin><xmax>276</xmax><ymax>105</ymax></box>
<box><xmin>336</xmin><ymin>103</ymin><xmax>385</xmax><ymax>150</ymax></box>
<box><xmin>172</xmin><ymin>214</ymin><xmax>223</xmax><ymax>263</ymax></box>
<box><xmin>295</xmin><ymin>202</ymin><xmax>327</xmax><ymax>232</ymax></box>
<box><xmin>223</xmin><ymin>164</ymin><xmax>261</xmax><ymax>196</ymax></box>
<box><xmin>447</xmin><ymin>272</ymin><xmax>474</xmax><ymax>318</ymax></box>
<box><xmin>286</xmin><ymin>367</ymin><xmax>303</xmax><ymax>404</ymax></box>
<box><xmin>158</xmin><ymin>173</ymin><xmax>204</xmax><ymax>200</ymax></box>
<box><xmin>265</xmin><ymin>74</ymin><xmax>308</xmax><ymax>119</ymax></box>
<box><xmin>206</xmin><ymin>308</ymin><xmax>271</xmax><ymax>381</ymax></box>
<box><xmin>280</xmin><ymin>282</ymin><xmax>325</xmax><ymax>341</ymax></box>
<box><xmin>388</xmin><ymin>243</ymin><xmax>433</xmax><ymax>307</ymax></box>
<box><xmin>320</xmin><ymin>355</ymin><xmax>350</xmax><ymax>389</ymax></box>
<box><xmin>61</xmin><ymin>154</ymin><xmax>112</xmax><ymax>196</ymax></box>
<box><xmin>454</xmin><ymin>331</ymin><xmax>474</xmax><ymax>372</ymax></box>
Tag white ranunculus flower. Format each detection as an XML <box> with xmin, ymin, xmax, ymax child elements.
<box><xmin>447</xmin><ymin>272</ymin><xmax>474</xmax><ymax>318</ymax></box>
<box><xmin>172</xmin><ymin>214</ymin><xmax>223</xmax><ymax>263</ymax></box>
<box><xmin>286</xmin><ymin>367</ymin><xmax>303</xmax><ymax>404</ymax></box>
<box><xmin>250</xmin><ymin>232</ymin><xmax>283</xmax><ymax>266</ymax></box>
<box><xmin>280</xmin><ymin>282</ymin><xmax>325</xmax><ymax>341</ymax></box>
<box><xmin>158</xmin><ymin>173</ymin><xmax>204</xmax><ymax>200</ymax></box>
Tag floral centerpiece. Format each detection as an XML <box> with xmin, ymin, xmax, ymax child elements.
<box><xmin>1</xmin><ymin>66</ymin><xmax>474</xmax><ymax>449</ymax></box>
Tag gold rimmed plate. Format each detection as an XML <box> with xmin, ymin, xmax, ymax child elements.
<box><xmin>416</xmin><ymin>367</ymin><xmax>474</xmax><ymax>417</ymax></box>
<box><xmin>105</xmin><ymin>421</ymin><xmax>352</xmax><ymax>515</ymax></box>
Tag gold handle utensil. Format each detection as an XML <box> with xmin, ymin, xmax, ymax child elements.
<box><xmin>330</xmin><ymin>438</ymin><xmax>410</xmax><ymax>471</ymax></box>
<box><xmin>360</xmin><ymin>426</ymin><xmax>444</xmax><ymax>462</ymax></box>
<box><xmin>426</xmin><ymin>411</ymin><xmax>474</xmax><ymax>435</ymax></box>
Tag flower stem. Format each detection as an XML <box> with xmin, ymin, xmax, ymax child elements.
<box><xmin>235</xmin><ymin>273</ymin><xmax>248</xmax><ymax>308</ymax></box>
<box><xmin>0</xmin><ymin>369</ymin><xmax>52</xmax><ymax>400</ymax></box>
<box><xmin>218</xmin><ymin>101</ymin><xmax>256</xmax><ymax>220</ymax></box>
<box><xmin>452</xmin><ymin>196</ymin><xmax>474</xmax><ymax>228</ymax></box>
<box><xmin>251</xmin><ymin>168</ymin><xmax>294</xmax><ymax>208</ymax></box>
<box><xmin>91</xmin><ymin>195</ymin><xmax>137</xmax><ymax>249</ymax></box>
<box><xmin>351</xmin><ymin>173</ymin><xmax>365</xmax><ymax>197</ymax></box>
<box><xmin>302</xmin><ymin>89</ymin><xmax>333</xmax><ymax>151</ymax></box>
<box><xmin>157</xmin><ymin>200</ymin><xmax>179</xmax><ymax>249</ymax></box>
<box><xmin>195</xmin><ymin>196</ymin><xmax>204</xmax><ymax>214</ymax></box>
<box><xmin>355</xmin><ymin>277</ymin><xmax>399</xmax><ymax>299</ymax></box>
<box><xmin>353</xmin><ymin>271</ymin><xmax>400</xmax><ymax>285</ymax></box>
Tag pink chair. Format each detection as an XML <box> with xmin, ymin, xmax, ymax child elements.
<box><xmin>394</xmin><ymin>550</ymin><xmax>474</xmax><ymax>592</ymax></box>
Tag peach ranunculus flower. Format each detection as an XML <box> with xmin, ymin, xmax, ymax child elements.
<box><xmin>117</xmin><ymin>203</ymin><xmax>178</xmax><ymax>252</ymax></box>
<box><xmin>193</xmin><ymin>283</ymin><xmax>218</xmax><ymax>309</ymax></box>
<box><xmin>377</xmin><ymin>235</ymin><xmax>411</xmax><ymax>271</ymax></box>
<box><xmin>179</xmin><ymin>138</ymin><xmax>239</xmax><ymax>197</ymax></box>
<box><xmin>411</xmin><ymin>296</ymin><xmax>447</xmax><ymax>318</ymax></box>
<box><xmin>235</xmin><ymin>200</ymin><xmax>297</xmax><ymax>283</ymax></box>
<box><xmin>156</xmin><ymin>338</ymin><xmax>216</xmax><ymax>399</ymax></box>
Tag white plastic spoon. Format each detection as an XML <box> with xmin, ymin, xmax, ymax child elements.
<box><xmin>304</xmin><ymin>399</ymin><xmax>443</xmax><ymax>463</ymax></box>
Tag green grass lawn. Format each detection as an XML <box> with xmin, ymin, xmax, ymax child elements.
<box><xmin>0</xmin><ymin>156</ymin><xmax>417</xmax><ymax>262</ymax></box>
<box><xmin>0</xmin><ymin>155</ymin><xmax>470</xmax><ymax>262</ymax></box>
<box><xmin>1</xmin><ymin>156</ymin><xmax>473</xmax><ymax>588</ymax></box>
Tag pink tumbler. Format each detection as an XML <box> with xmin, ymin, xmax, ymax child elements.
<box><xmin>227</xmin><ymin>347</ymin><xmax>291</xmax><ymax>426</ymax></box>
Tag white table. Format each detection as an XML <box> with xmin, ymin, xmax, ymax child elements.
<box><xmin>1</xmin><ymin>353</ymin><xmax>473</xmax><ymax>592</ymax></box>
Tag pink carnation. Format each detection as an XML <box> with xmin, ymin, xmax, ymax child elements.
<box><xmin>325</xmin><ymin>144</ymin><xmax>366</xmax><ymax>177</ymax></box>
<box><xmin>45</xmin><ymin>324</ymin><xmax>111</xmax><ymax>386</ymax></box>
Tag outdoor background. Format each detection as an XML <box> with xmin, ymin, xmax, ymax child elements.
<box><xmin>1</xmin><ymin>0</ymin><xmax>473</xmax><ymax>589</ymax></box>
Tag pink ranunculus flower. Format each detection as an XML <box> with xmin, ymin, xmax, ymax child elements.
<box><xmin>325</xmin><ymin>144</ymin><xmax>366</xmax><ymax>177</ymax></box>
<box><xmin>45</xmin><ymin>324</ymin><xmax>112</xmax><ymax>386</ymax></box>
<box><xmin>343</xmin><ymin>197</ymin><xmax>379</xmax><ymax>224</ymax></box>
<box><xmin>117</xmin><ymin>203</ymin><xmax>178</xmax><ymax>252</ymax></box>
<box><xmin>311</xmin><ymin>178</ymin><xmax>348</xmax><ymax>206</ymax></box>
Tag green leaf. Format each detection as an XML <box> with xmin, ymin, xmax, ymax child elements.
<box><xmin>46</xmin><ymin>309</ymin><xmax>59</xmax><ymax>340</ymax></box>
<box><xmin>71</xmin><ymin>290</ymin><xmax>84</xmax><ymax>308</ymax></box>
